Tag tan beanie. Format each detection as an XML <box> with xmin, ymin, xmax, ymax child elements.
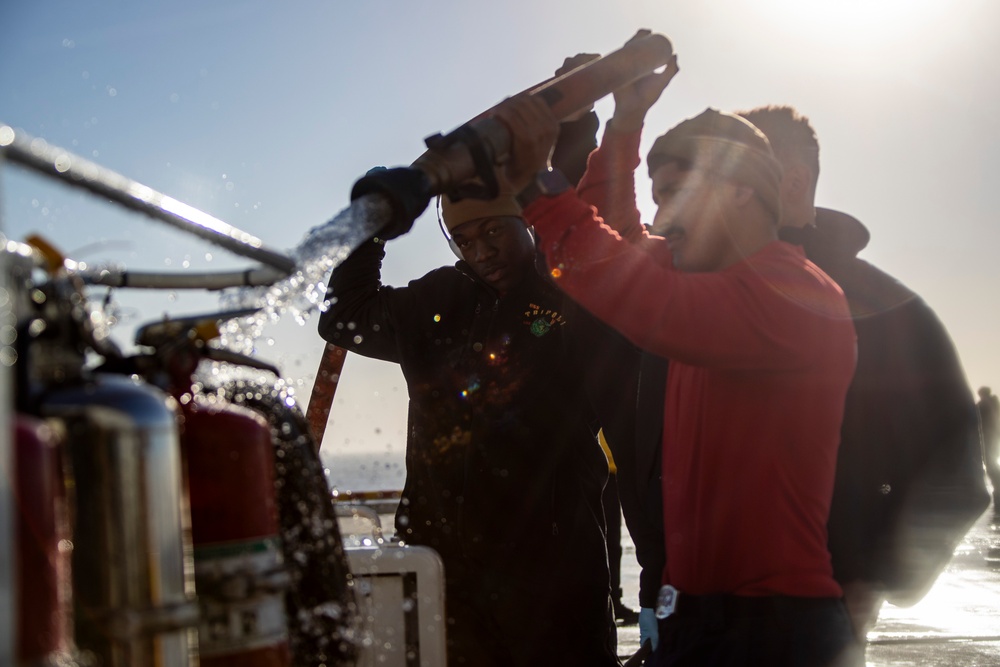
<box><xmin>647</xmin><ymin>108</ymin><xmax>783</xmax><ymax>221</ymax></box>
<box><xmin>440</xmin><ymin>180</ymin><xmax>523</xmax><ymax>233</ymax></box>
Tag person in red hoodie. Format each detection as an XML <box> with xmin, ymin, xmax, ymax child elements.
<box><xmin>492</xmin><ymin>65</ymin><xmax>862</xmax><ymax>665</ymax></box>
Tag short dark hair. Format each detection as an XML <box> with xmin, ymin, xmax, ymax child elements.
<box><xmin>737</xmin><ymin>106</ymin><xmax>820</xmax><ymax>188</ymax></box>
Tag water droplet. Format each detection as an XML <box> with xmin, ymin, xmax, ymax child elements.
<box><xmin>550</xmin><ymin>267</ymin><xmax>562</xmax><ymax>278</ymax></box>
<box><xmin>0</xmin><ymin>348</ymin><xmax>18</xmax><ymax>367</ymax></box>
<box><xmin>433</xmin><ymin>314</ymin><xmax>441</xmax><ymax>323</ymax></box>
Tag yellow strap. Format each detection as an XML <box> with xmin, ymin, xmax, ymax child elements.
<box><xmin>598</xmin><ymin>429</ymin><xmax>617</xmax><ymax>474</ymax></box>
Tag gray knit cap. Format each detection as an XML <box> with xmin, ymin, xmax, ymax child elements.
<box><xmin>647</xmin><ymin>108</ymin><xmax>783</xmax><ymax>220</ymax></box>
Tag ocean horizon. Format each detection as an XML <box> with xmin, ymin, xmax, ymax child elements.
<box><xmin>322</xmin><ymin>450</ymin><xmax>407</xmax><ymax>494</ymax></box>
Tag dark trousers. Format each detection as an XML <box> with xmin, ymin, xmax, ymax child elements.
<box><xmin>443</xmin><ymin>563</ymin><xmax>618</xmax><ymax>667</ymax></box>
<box><xmin>648</xmin><ymin>595</ymin><xmax>863</xmax><ymax>667</ymax></box>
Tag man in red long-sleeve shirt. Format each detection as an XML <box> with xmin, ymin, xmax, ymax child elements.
<box><xmin>493</xmin><ymin>64</ymin><xmax>861</xmax><ymax>666</ymax></box>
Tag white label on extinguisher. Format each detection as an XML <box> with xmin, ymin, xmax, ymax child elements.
<box><xmin>194</xmin><ymin>537</ymin><xmax>289</xmax><ymax>657</ymax></box>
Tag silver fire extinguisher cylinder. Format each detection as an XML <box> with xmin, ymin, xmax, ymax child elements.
<box><xmin>42</xmin><ymin>373</ymin><xmax>198</xmax><ymax>667</ymax></box>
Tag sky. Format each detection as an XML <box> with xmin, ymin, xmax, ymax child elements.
<box><xmin>3</xmin><ymin>0</ymin><xmax>999</xmax><ymax>489</ymax></box>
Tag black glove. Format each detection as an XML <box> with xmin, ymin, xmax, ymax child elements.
<box><xmin>350</xmin><ymin>167</ymin><xmax>432</xmax><ymax>241</ymax></box>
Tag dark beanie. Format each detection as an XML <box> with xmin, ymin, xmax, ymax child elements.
<box><xmin>647</xmin><ymin>108</ymin><xmax>783</xmax><ymax>220</ymax></box>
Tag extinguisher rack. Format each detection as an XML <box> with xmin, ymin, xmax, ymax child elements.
<box><xmin>0</xmin><ymin>122</ymin><xmax>295</xmax><ymax>290</ymax></box>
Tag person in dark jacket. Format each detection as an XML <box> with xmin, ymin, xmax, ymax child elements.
<box><xmin>978</xmin><ymin>386</ymin><xmax>1000</xmax><ymax>507</ymax></box>
<box><xmin>319</xmin><ymin>182</ymin><xmax>627</xmax><ymax>666</ymax></box>
<box><xmin>738</xmin><ymin>105</ymin><xmax>990</xmax><ymax>642</ymax></box>
<box><xmin>552</xmin><ymin>55</ymin><xmax>669</xmax><ymax>654</ymax></box>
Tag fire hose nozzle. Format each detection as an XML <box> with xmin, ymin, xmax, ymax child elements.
<box><xmin>410</xmin><ymin>31</ymin><xmax>674</xmax><ymax>199</ymax></box>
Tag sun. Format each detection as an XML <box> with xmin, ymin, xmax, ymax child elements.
<box><xmin>756</xmin><ymin>0</ymin><xmax>949</xmax><ymax>48</ymax></box>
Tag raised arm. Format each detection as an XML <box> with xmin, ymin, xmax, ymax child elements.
<box><xmin>576</xmin><ymin>47</ymin><xmax>678</xmax><ymax>242</ymax></box>
<box><xmin>318</xmin><ymin>238</ymin><xmax>401</xmax><ymax>363</ymax></box>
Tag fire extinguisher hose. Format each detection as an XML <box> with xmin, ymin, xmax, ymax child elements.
<box><xmin>306</xmin><ymin>343</ymin><xmax>348</xmax><ymax>450</ymax></box>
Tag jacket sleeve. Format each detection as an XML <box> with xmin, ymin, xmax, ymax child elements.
<box><xmin>526</xmin><ymin>182</ymin><xmax>850</xmax><ymax>371</ymax></box>
<box><xmin>574</xmin><ymin>126</ymin><xmax>647</xmax><ymax>244</ymax></box>
<box><xmin>318</xmin><ymin>238</ymin><xmax>402</xmax><ymax>363</ymax></box>
<box><xmin>875</xmin><ymin>298</ymin><xmax>990</xmax><ymax>603</ymax></box>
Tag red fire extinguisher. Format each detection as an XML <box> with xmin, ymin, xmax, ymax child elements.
<box><xmin>14</xmin><ymin>415</ymin><xmax>70</xmax><ymax>666</ymax></box>
<box><xmin>134</xmin><ymin>313</ymin><xmax>292</xmax><ymax>667</ymax></box>
<box><xmin>181</xmin><ymin>396</ymin><xmax>291</xmax><ymax>667</ymax></box>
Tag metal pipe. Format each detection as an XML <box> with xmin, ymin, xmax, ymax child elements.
<box><xmin>0</xmin><ymin>123</ymin><xmax>296</xmax><ymax>277</ymax></box>
<box><xmin>79</xmin><ymin>265</ymin><xmax>288</xmax><ymax>290</ymax></box>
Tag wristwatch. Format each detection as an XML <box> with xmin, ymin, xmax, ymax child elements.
<box><xmin>516</xmin><ymin>167</ymin><xmax>572</xmax><ymax>208</ymax></box>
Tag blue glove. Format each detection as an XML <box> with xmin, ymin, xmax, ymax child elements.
<box><xmin>639</xmin><ymin>607</ymin><xmax>659</xmax><ymax>650</ymax></box>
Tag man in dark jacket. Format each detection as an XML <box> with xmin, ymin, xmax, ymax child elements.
<box><xmin>551</xmin><ymin>57</ymin><xmax>667</xmax><ymax>641</ymax></box>
<box><xmin>319</xmin><ymin>183</ymin><xmax>627</xmax><ymax>666</ymax></box>
<box><xmin>549</xmin><ymin>55</ymin><xmax>670</xmax><ymax>654</ymax></box>
<box><xmin>739</xmin><ymin>105</ymin><xmax>990</xmax><ymax>641</ymax></box>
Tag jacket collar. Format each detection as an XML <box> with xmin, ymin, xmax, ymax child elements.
<box><xmin>778</xmin><ymin>207</ymin><xmax>870</xmax><ymax>267</ymax></box>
